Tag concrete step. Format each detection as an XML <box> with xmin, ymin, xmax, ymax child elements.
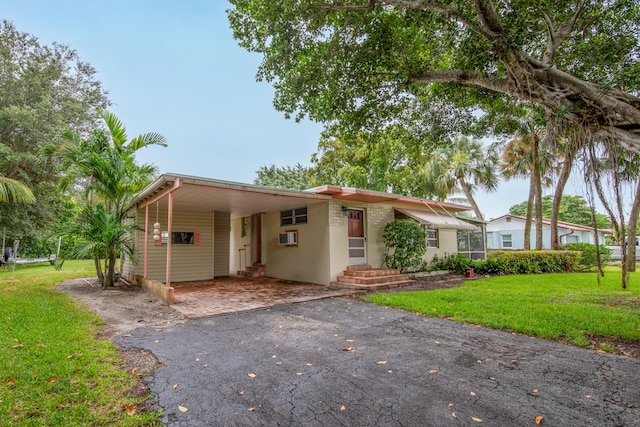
<box><xmin>343</xmin><ymin>268</ymin><xmax>401</xmax><ymax>277</ymax></box>
<box><xmin>336</xmin><ymin>274</ymin><xmax>410</xmax><ymax>285</ymax></box>
<box><xmin>345</xmin><ymin>264</ymin><xmax>372</xmax><ymax>272</ymax></box>
<box><xmin>331</xmin><ymin>279</ymin><xmax>416</xmax><ymax>290</ymax></box>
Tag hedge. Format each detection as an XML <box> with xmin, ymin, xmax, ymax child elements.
<box><xmin>431</xmin><ymin>250</ymin><xmax>581</xmax><ymax>275</ymax></box>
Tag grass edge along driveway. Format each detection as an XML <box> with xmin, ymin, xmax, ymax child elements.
<box><xmin>0</xmin><ymin>261</ymin><xmax>159</xmax><ymax>426</ymax></box>
<box><xmin>365</xmin><ymin>269</ymin><xmax>640</xmax><ymax>352</ymax></box>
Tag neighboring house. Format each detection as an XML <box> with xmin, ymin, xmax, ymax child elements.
<box><xmin>122</xmin><ymin>173</ymin><xmax>485</xmax><ymax>293</ymax></box>
<box><xmin>486</xmin><ymin>214</ymin><xmax>609</xmax><ymax>250</ymax></box>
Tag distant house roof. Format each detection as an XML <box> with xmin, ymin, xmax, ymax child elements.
<box><xmin>489</xmin><ymin>214</ymin><xmax>611</xmax><ymax>234</ymax></box>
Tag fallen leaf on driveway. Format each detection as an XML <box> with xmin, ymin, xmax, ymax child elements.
<box><xmin>472</xmin><ymin>416</ymin><xmax>482</xmax><ymax>423</ymax></box>
<box><xmin>340</xmin><ymin>405</ymin><xmax>346</xmax><ymax>411</ymax></box>
<box><xmin>248</xmin><ymin>407</ymin><xmax>256</xmax><ymax>412</ymax></box>
<box><xmin>178</xmin><ymin>405</ymin><xmax>188</xmax><ymax>412</ymax></box>
<box><xmin>248</xmin><ymin>373</ymin><xmax>257</xmax><ymax>378</ymax></box>
<box><xmin>239</xmin><ymin>390</ymin><xmax>244</xmax><ymax>395</ymax></box>
<box><xmin>470</xmin><ymin>391</ymin><xmax>477</xmax><ymax>396</ymax></box>
<box><xmin>376</xmin><ymin>360</ymin><xmax>387</xmax><ymax>365</ymax></box>
<box><xmin>429</xmin><ymin>370</ymin><xmax>437</xmax><ymax>374</ymax></box>
<box><xmin>341</xmin><ymin>346</ymin><xmax>353</xmax><ymax>352</ymax></box>
<box><xmin>535</xmin><ymin>415</ymin><xmax>544</xmax><ymax>425</ymax></box>
<box><xmin>173</xmin><ymin>384</ymin><xmax>178</xmax><ymax>389</ymax></box>
<box><xmin>533</xmin><ymin>389</ymin><xmax>539</xmax><ymax>393</ymax></box>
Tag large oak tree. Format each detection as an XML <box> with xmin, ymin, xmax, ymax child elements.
<box><xmin>228</xmin><ymin>1</ymin><xmax>640</xmax><ymax>150</ymax></box>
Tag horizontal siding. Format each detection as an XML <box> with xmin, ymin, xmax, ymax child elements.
<box><xmin>214</xmin><ymin>211</ymin><xmax>230</xmax><ymax>276</ymax></box>
<box><xmin>131</xmin><ymin>208</ymin><xmax>215</xmax><ymax>282</ymax></box>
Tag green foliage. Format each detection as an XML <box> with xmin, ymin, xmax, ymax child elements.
<box><xmin>509</xmin><ymin>195</ymin><xmax>611</xmax><ymax>228</ymax></box>
<box><xmin>309</xmin><ymin>127</ymin><xmax>434</xmax><ymax>197</ymax></box>
<box><xmin>0</xmin><ymin>20</ymin><xmax>109</xmax><ymax>241</ymax></box>
<box><xmin>364</xmin><ymin>268</ymin><xmax>640</xmax><ymax>347</ymax></box>
<box><xmin>432</xmin><ymin>250</ymin><xmax>580</xmax><ymax>275</ymax></box>
<box><xmin>383</xmin><ymin>220</ymin><xmax>426</xmax><ymax>273</ymax></box>
<box><xmin>562</xmin><ymin>243</ymin><xmax>612</xmax><ymax>272</ymax></box>
<box><xmin>0</xmin><ymin>261</ymin><xmax>159</xmax><ymax>425</ymax></box>
<box><xmin>254</xmin><ymin>163</ymin><xmax>311</xmax><ymax>190</ymax></box>
<box><xmin>47</xmin><ymin>111</ymin><xmax>165</xmax><ymax>288</ymax></box>
<box><xmin>228</xmin><ymin>1</ymin><xmax>640</xmax><ymax>150</ymax></box>
<box><xmin>423</xmin><ymin>136</ymin><xmax>500</xmax><ymax>218</ymax></box>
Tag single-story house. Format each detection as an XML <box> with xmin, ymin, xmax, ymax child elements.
<box><xmin>486</xmin><ymin>214</ymin><xmax>609</xmax><ymax>250</ymax></box>
<box><xmin>122</xmin><ymin>173</ymin><xmax>485</xmax><ymax>300</ymax></box>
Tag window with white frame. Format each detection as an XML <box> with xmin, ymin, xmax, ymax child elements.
<box><xmin>280</xmin><ymin>207</ymin><xmax>308</xmax><ymax>226</ymax></box>
<box><xmin>425</xmin><ymin>225</ymin><xmax>438</xmax><ymax>248</ymax></box>
<box><xmin>501</xmin><ymin>234</ymin><xmax>513</xmax><ymax>248</ymax></box>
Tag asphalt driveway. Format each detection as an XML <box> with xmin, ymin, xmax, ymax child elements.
<box><xmin>115</xmin><ymin>298</ymin><xmax>640</xmax><ymax>426</ymax></box>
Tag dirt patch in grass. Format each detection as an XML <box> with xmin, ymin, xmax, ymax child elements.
<box><xmin>586</xmin><ymin>335</ymin><xmax>640</xmax><ymax>358</ymax></box>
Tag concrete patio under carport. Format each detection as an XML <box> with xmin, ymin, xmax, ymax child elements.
<box><xmin>168</xmin><ymin>276</ymin><xmax>359</xmax><ymax>318</ymax></box>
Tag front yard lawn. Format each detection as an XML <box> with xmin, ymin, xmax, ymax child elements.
<box><xmin>364</xmin><ymin>270</ymin><xmax>640</xmax><ymax>354</ymax></box>
<box><xmin>0</xmin><ymin>261</ymin><xmax>159</xmax><ymax>426</ymax></box>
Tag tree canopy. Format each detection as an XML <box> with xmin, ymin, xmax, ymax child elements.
<box><xmin>509</xmin><ymin>194</ymin><xmax>611</xmax><ymax>229</ymax></box>
<box><xmin>0</xmin><ymin>21</ymin><xmax>109</xmax><ymax>240</ymax></box>
<box><xmin>254</xmin><ymin>163</ymin><xmax>312</xmax><ymax>190</ymax></box>
<box><xmin>228</xmin><ymin>1</ymin><xmax>640</xmax><ymax>150</ymax></box>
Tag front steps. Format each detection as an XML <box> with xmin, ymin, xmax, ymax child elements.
<box><xmin>332</xmin><ymin>265</ymin><xmax>415</xmax><ymax>289</ymax></box>
<box><xmin>237</xmin><ymin>263</ymin><xmax>266</xmax><ymax>278</ymax></box>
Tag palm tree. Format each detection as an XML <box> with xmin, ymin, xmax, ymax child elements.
<box><xmin>0</xmin><ymin>176</ymin><xmax>35</xmax><ymax>204</ymax></box>
<box><xmin>423</xmin><ymin>136</ymin><xmax>500</xmax><ymax>220</ymax></box>
<box><xmin>47</xmin><ymin>110</ymin><xmax>166</xmax><ymax>288</ymax></box>
<box><xmin>500</xmin><ymin>118</ymin><xmax>554</xmax><ymax>250</ymax></box>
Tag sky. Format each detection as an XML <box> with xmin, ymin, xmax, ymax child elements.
<box><xmin>2</xmin><ymin>0</ymin><xmax>584</xmax><ymax>220</ymax></box>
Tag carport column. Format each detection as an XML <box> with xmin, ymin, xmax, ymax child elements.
<box><xmin>166</xmin><ymin>190</ymin><xmax>174</xmax><ymax>288</ymax></box>
<box><xmin>143</xmin><ymin>205</ymin><xmax>149</xmax><ymax>278</ymax></box>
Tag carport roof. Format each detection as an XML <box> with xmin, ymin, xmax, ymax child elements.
<box><xmin>130</xmin><ymin>173</ymin><xmax>474</xmax><ymax>217</ymax></box>
<box><xmin>131</xmin><ymin>173</ymin><xmax>331</xmax><ymax>217</ymax></box>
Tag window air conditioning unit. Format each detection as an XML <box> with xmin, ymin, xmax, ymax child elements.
<box><xmin>278</xmin><ymin>231</ymin><xmax>298</xmax><ymax>245</ymax></box>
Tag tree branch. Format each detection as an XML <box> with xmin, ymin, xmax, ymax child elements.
<box><xmin>542</xmin><ymin>0</ymin><xmax>585</xmax><ymax>64</ymax></box>
<box><xmin>473</xmin><ymin>0</ymin><xmax>503</xmax><ymax>35</ymax></box>
<box><xmin>407</xmin><ymin>70</ymin><xmax>510</xmax><ymax>93</ymax></box>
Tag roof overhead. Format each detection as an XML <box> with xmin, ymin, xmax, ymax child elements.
<box><xmin>131</xmin><ymin>173</ymin><xmax>330</xmax><ymax>217</ymax></box>
<box><xmin>397</xmin><ymin>208</ymin><xmax>478</xmax><ymax>231</ymax></box>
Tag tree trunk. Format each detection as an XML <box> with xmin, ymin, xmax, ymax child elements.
<box><xmin>458</xmin><ymin>175</ymin><xmax>484</xmax><ymax>220</ymax></box>
<box><xmin>524</xmin><ymin>174</ymin><xmax>535</xmax><ymax>251</ymax></box>
<box><xmin>550</xmin><ymin>147</ymin><xmax>575</xmax><ymax>250</ymax></box>
<box><xmin>105</xmin><ymin>252</ymin><xmax>117</xmax><ymax>289</ymax></box>
<box><xmin>626</xmin><ymin>177</ymin><xmax>640</xmax><ymax>272</ymax></box>
<box><xmin>531</xmin><ymin>134</ymin><xmax>543</xmax><ymax>250</ymax></box>
<box><xmin>93</xmin><ymin>256</ymin><xmax>104</xmax><ymax>287</ymax></box>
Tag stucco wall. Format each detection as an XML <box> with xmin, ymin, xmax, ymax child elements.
<box><xmin>263</xmin><ymin>202</ymin><xmax>331</xmax><ymax>285</ymax></box>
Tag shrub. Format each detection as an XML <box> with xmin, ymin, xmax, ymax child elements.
<box><xmin>383</xmin><ymin>219</ymin><xmax>426</xmax><ymax>273</ymax></box>
<box><xmin>561</xmin><ymin>242</ymin><xmax>612</xmax><ymax>271</ymax></box>
<box><xmin>430</xmin><ymin>253</ymin><xmax>473</xmax><ymax>273</ymax></box>
<box><xmin>431</xmin><ymin>250</ymin><xmax>581</xmax><ymax>275</ymax></box>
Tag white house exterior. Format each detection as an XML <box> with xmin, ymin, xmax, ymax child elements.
<box><xmin>122</xmin><ymin>173</ymin><xmax>485</xmax><ymax>292</ymax></box>
<box><xmin>486</xmin><ymin>214</ymin><xmax>609</xmax><ymax>250</ymax></box>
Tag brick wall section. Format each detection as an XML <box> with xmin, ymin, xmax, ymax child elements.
<box><xmin>367</xmin><ymin>204</ymin><xmax>395</xmax><ymax>243</ymax></box>
<box><xmin>328</xmin><ymin>201</ymin><xmax>347</xmax><ymax>227</ymax></box>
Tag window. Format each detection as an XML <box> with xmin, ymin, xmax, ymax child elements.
<box><xmin>425</xmin><ymin>225</ymin><xmax>438</xmax><ymax>248</ymax></box>
<box><xmin>501</xmin><ymin>234</ymin><xmax>513</xmax><ymax>248</ymax></box>
<box><xmin>281</xmin><ymin>207</ymin><xmax>307</xmax><ymax>226</ymax></box>
<box><xmin>565</xmin><ymin>235</ymin><xmax>579</xmax><ymax>243</ymax></box>
<box><xmin>457</xmin><ymin>227</ymin><xmax>486</xmax><ymax>259</ymax></box>
<box><xmin>506</xmin><ymin>217</ymin><xmax>511</xmax><ymax>223</ymax></box>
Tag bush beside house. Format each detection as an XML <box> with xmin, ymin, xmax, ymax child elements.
<box><xmin>431</xmin><ymin>250</ymin><xmax>581</xmax><ymax>275</ymax></box>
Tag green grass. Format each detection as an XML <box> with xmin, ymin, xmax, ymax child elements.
<box><xmin>364</xmin><ymin>270</ymin><xmax>640</xmax><ymax>348</ymax></box>
<box><xmin>0</xmin><ymin>261</ymin><xmax>159</xmax><ymax>426</ymax></box>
